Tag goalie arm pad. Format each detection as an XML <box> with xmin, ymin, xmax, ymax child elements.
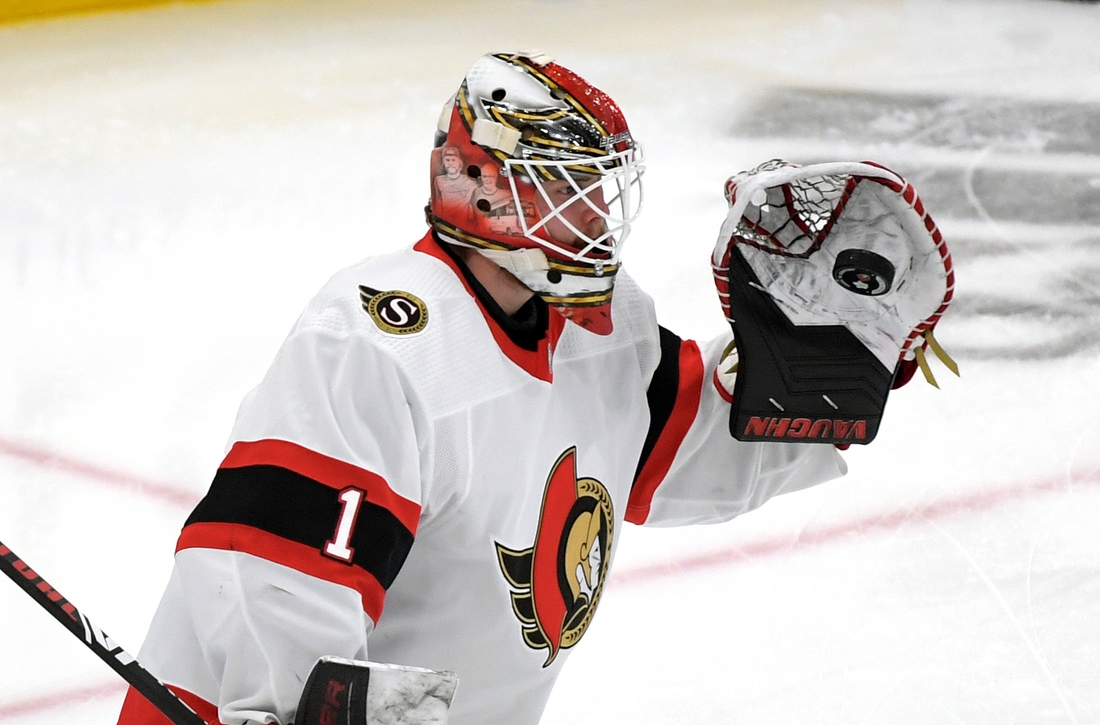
<box><xmin>627</xmin><ymin>330</ymin><xmax>847</xmax><ymax>527</ymax></box>
<box><xmin>120</xmin><ymin>550</ymin><xmax>374</xmax><ymax>725</ymax></box>
<box><xmin>119</xmin><ymin>326</ymin><xmax>426</xmax><ymax>725</ymax></box>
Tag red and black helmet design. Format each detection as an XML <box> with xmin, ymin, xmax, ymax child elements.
<box><xmin>429</xmin><ymin>52</ymin><xmax>644</xmax><ymax>335</ymax></box>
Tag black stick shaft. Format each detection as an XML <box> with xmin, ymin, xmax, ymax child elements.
<box><xmin>0</xmin><ymin>539</ymin><xmax>209</xmax><ymax>725</ymax></box>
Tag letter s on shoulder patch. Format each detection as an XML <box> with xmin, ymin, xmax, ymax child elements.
<box><xmin>359</xmin><ymin>285</ymin><xmax>428</xmax><ymax>336</ymax></box>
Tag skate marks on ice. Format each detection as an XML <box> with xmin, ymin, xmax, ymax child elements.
<box><xmin>941</xmin><ymin>233</ymin><xmax>1100</xmax><ymax>361</ymax></box>
<box><xmin>730</xmin><ymin>88</ymin><xmax>1100</xmax><ymax>360</ymax></box>
<box><xmin>733</xmin><ymin>88</ymin><xmax>1100</xmax><ymax>157</ymax></box>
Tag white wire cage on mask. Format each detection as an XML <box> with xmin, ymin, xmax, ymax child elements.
<box><xmin>501</xmin><ymin>144</ymin><xmax>644</xmax><ymax>271</ymax></box>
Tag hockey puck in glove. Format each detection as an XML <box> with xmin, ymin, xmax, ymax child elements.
<box><xmin>832</xmin><ymin>249</ymin><xmax>895</xmax><ymax>296</ymax></box>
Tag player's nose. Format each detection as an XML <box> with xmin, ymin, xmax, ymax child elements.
<box><xmin>589</xmin><ymin>186</ymin><xmax>610</xmax><ymax>214</ymax></box>
<box><xmin>578</xmin><ymin>189</ymin><xmax>609</xmax><ymax>220</ymax></box>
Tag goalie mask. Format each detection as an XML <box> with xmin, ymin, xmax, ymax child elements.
<box><xmin>429</xmin><ymin>52</ymin><xmax>644</xmax><ymax>335</ymax></box>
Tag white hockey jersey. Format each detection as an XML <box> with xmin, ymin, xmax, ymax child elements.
<box><xmin>116</xmin><ymin>232</ymin><xmax>846</xmax><ymax>725</ymax></box>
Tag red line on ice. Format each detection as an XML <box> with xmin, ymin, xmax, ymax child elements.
<box><xmin>0</xmin><ymin>681</ymin><xmax>124</xmax><ymax>720</ymax></box>
<box><xmin>1</xmin><ymin>440</ymin><xmax>1097</xmax><ymax>720</ymax></box>
<box><xmin>0</xmin><ymin>437</ymin><xmax>198</xmax><ymax>509</ymax></box>
<box><xmin>611</xmin><ymin>465</ymin><xmax>1100</xmax><ymax>587</ymax></box>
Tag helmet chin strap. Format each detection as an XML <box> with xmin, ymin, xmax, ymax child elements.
<box><xmin>475</xmin><ymin>246</ymin><xmax>551</xmax><ymax>274</ymax></box>
<box><xmin>437</xmin><ymin>230</ymin><xmax>618</xmax><ymax>336</ymax></box>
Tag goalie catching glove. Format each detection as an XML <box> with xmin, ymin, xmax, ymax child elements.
<box><xmin>712</xmin><ymin>160</ymin><xmax>958</xmax><ymax>445</ymax></box>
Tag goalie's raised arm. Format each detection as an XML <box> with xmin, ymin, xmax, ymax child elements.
<box><xmin>624</xmin><ymin>326</ymin><xmax>849</xmax><ymax>528</ymax></box>
<box><xmin>711</xmin><ymin>159</ymin><xmax>958</xmax><ymax>445</ymax></box>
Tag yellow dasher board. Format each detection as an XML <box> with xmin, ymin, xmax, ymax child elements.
<box><xmin>0</xmin><ymin>0</ymin><xmax>206</xmax><ymax>24</ymax></box>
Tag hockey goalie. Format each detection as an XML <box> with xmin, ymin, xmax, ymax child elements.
<box><xmin>111</xmin><ymin>52</ymin><xmax>956</xmax><ymax>725</ymax></box>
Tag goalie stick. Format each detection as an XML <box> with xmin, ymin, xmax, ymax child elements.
<box><xmin>3</xmin><ymin>538</ymin><xmax>459</xmax><ymax>725</ymax></box>
<box><xmin>0</xmin><ymin>538</ymin><xmax>209</xmax><ymax>725</ymax></box>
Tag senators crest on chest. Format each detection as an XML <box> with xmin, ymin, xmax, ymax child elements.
<box><xmin>495</xmin><ymin>447</ymin><xmax>614</xmax><ymax>667</ymax></box>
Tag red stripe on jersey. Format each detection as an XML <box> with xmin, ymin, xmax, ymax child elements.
<box><xmin>220</xmin><ymin>439</ymin><xmax>420</xmax><ymax>535</ymax></box>
<box><xmin>414</xmin><ymin>232</ymin><xmax>565</xmax><ymax>383</ymax></box>
<box><xmin>626</xmin><ymin>340</ymin><xmax>705</xmax><ymax>524</ymax></box>
<box><xmin>176</xmin><ymin>522</ymin><xmax>388</xmax><ymax>621</ymax></box>
<box><xmin>116</xmin><ymin>683</ymin><xmax>221</xmax><ymax>725</ymax></box>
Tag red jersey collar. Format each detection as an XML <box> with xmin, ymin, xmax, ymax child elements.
<box><xmin>414</xmin><ymin>231</ymin><xmax>564</xmax><ymax>383</ymax></box>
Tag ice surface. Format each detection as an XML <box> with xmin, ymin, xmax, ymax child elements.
<box><xmin>1</xmin><ymin>0</ymin><xmax>1099</xmax><ymax>723</ymax></box>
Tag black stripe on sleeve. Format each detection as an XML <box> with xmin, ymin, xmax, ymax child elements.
<box><xmin>184</xmin><ymin>465</ymin><xmax>414</xmax><ymax>589</ymax></box>
<box><xmin>632</xmin><ymin>326</ymin><xmax>683</xmax><ymax>484</ymax></box>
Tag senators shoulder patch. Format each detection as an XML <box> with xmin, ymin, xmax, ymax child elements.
<box><xmin>359</xmin><ymin>285</ymin><xmax>429</xmax><ymax>336</ymax></box>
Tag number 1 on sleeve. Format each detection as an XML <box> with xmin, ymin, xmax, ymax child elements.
<box><xmin>324</xmin><ymin>488</ymin><xmax>364</xmax><ymax>562</ymax></box>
